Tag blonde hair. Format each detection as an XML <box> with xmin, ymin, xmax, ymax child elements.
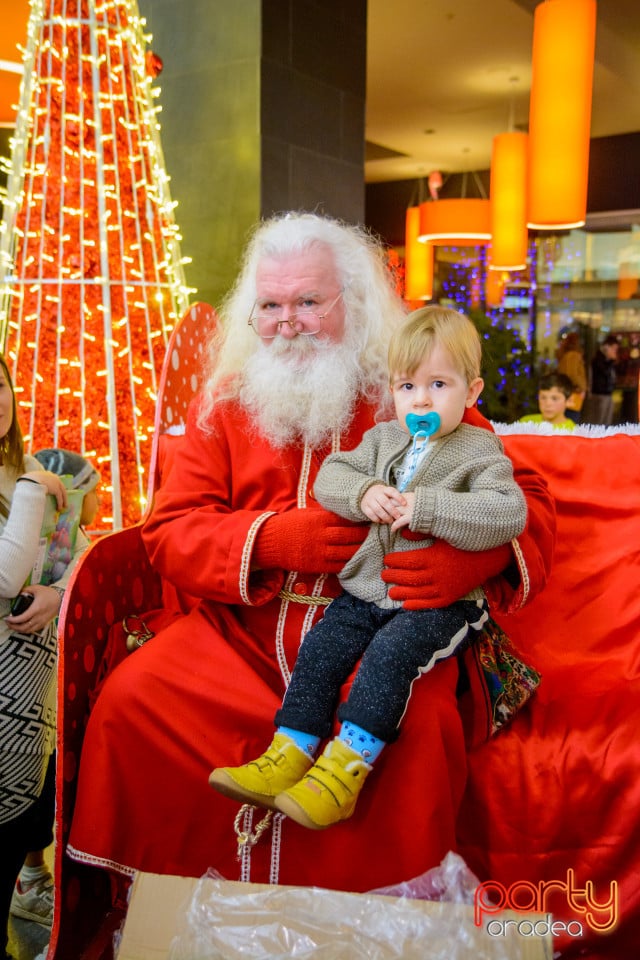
<box><xmin>197</xmin><ymin>212</ymin><xmax>407</xmax><ymax>431</ymax></box>
<box><xmin>388</xmin><ymin>306</ymin><xmax>482</xmax><ymax>386</ymax></box>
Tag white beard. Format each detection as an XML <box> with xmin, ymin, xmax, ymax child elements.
<box><xmin>239</xmin><ymin>337</ymin><xmax>362</xmax><ymax>448</ymax></box>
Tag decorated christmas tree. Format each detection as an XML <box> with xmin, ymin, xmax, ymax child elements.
<box><xmin>0</xmin><ymin>0</ymin><xmax>191</xmax><ymax>529</ymax></box>
<box><xmin>470</xmin><ymin>308</ymin><xmax>536</xmax><ymax>422</ymax></box>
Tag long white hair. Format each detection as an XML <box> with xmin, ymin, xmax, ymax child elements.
<box><xmin>197</xmin><ymin>212</ymin><xmax>407</xmax><ymax>432</ymax></box>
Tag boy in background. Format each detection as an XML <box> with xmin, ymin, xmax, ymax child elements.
<box><xmin>34</xmin><ymin>449</ymin><xmax>100</xmax><ymax>529</ymax></box>
<box><xmin>520</xmin><ymin>372</ymin><xmax>576</xmax><ymax>431</ymax></box>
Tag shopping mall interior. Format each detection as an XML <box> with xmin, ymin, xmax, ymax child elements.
<box><xmin>1</xmin><ymin>1</ymin><xmax>639</xmax><ymax>432</ymax></box>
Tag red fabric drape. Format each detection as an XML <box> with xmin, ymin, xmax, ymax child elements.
<box><xmin>458</xmin><ymin>432</ymin><xmax>640</xmax><ymax>957</ymax></box>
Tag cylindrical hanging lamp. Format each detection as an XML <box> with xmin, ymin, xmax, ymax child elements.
<box><xmin>418</xmin><ymin>198</ymin><xmax>491</xmax><ymax>245</ymax></box>
<box><xmin>527</xmin><ymin>0</ymin><xmax>597</xmax><ymax>230</ymax></box>
<box><xmin>490</xmin><ymin>132</ymin><xmax>528</xmax><ymax>270</ymax></box>
<box><xmin>485</xmin><ymin>262</ymin><xmax>508</xmax><ymax>308</ymax></box>
<box><xmin>404</xmin><ymin>205</ymin><xmax>433</xmax><ymax>301</ymax></box>
<box><xmin>617</xmin><ymin>261</ymin><xmax>639</xmax><ymax>300</ymax></box>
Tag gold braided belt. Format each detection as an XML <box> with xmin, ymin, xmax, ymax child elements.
<box><xmin>277</xmin><ymin>588</ymin><xmax>333</xmax><ymax>607</ymax></box>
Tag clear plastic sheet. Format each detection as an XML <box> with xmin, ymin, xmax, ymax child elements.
<box><xmin>371</xmin><ymin>849</ymin><xmax>480</xmax><ymax>903</ymax></box>
<box><xmin>167</xmin><ymin>853</ymin><xmax>549</xmax><ymax>959</ymax></box>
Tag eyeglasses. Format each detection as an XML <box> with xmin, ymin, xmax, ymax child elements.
<box><xmin>247</xmin><ymin>291</ymin><xmax>343</xmax><ymax>339</ymax></box>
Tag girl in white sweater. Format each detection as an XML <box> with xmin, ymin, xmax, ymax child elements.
<box><xmin>0</xmin><ymin>355</ymin><xmax>85</xmax><ymax>959</ymax></box>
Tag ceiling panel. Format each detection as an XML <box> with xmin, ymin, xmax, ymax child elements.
<box><xmin>366</xmin><ymin>0</ymin><xmax>640</xmax><ymax>182</ymax></box>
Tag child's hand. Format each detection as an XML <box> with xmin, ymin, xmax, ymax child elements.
<box><xmin>390</xmin><ymin>491</ymin><xmax>416</xmax><ymax>532</ymax></box>
<box><xmin>360</xmin><ymin>484</ymin><xmax>406</xmax><ymax>524</ymax></box>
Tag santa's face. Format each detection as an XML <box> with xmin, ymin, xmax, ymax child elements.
<box><xmin>240</xmin><ymin>247</ymin><xmax>361</xmax><ymax>448</ymax></box>
<box><xmin>253</xmin><ymin>246</ymin><xmax>345</xmax><ymax>355</ymax></box>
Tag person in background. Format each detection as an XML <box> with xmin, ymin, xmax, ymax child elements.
<box><xmin>556</xmin><ymin>332</ymin><xmax>587</xmax><ymax>423</ymax></box>
<box><xmin>586</xmin><ymin>334</ymin><xmax>619</xmax><ymax>426</ymax></box>
<box><xmin>0</xmin><ymin>356</ymin><xmax>78</xmax><ymax>960</ymax></box>
<box><xmin>66</xmin><ymin>212</ymin><xmax>554</xmax><ymax>899</ymax></box>
<box><xmin>34</xmin><ymin>449</ymin><xmax>100</xmax><ymax>530</ymax></box>
<box><xmin>520</xmin><ymin>372</ymin><xmax>576</xmax><ymax>431</ymax></box>
<box><xmin>7</xmin><ymin>449</ymin><xmax>98</xmax><ymax>938</ymax></box>
<box><xmin>209</xmin><ymin>306</ymin><xmax>527</xmax><ymax>829</ymax></box>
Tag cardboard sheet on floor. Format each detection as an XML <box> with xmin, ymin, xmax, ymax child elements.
<box><xmin>116</xmin><ymin>872</ymin><xmax>553</xmax><ymax>959</ymax></box>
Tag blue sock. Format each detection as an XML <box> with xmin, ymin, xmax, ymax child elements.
<box><xmin>338</xmin><ymin>721</ymin><xmax>386</xmax><ymax>763</ymax></box>
<box><xmin>277</xmin><ymin>726</ymin><xmax>320</xmax><ymax>758</ymax></box>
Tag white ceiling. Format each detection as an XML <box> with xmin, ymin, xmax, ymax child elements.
<box><xmin>365</xmin><ymin>0</ymin><xmax>640</xmax><ymax>183</ymax></box>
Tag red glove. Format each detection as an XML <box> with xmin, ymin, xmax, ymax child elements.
<box><xmin>381</xmin><ymin>539</ymin><xmax>513</xmax><ymax>609</ymax></box>
<box><xmin>253</xmin><ymin>508</ymin><xmax>368</xmax><ymax>574</ymax></box>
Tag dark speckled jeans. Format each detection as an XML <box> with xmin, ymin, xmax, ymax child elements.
<box><xmin>275</xmin><ymin>591</ymin><xmax>488</xmax><ymax>742</ymax></box>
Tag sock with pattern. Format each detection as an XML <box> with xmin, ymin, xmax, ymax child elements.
<box><xmin>338</xmin><ymin>721</ymin><xmax>386</xmax><ymax>762</ymax></box>
<box><xmin>277</xmin><ymin>726</ymin><xmax>320</xmax><ymax>758</ymax></box>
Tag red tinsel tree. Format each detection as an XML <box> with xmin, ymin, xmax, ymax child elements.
<box><xmin>0</xmin><ymin>0</ymin><xmax>190</xmax><ymax>529</ymax></box>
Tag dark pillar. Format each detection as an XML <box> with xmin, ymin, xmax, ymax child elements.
<box><xmin>137</xmin><ymin>0</ymin><xmax>366</xmax><ymax>311</ymax></box>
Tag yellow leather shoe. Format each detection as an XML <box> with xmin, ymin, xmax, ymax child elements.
<box><xmin>274</xmin><ymin>738</ymin><xmax>371</xmax><ymax>829</ymax></box>
<box><xmin>208</xmin><ymin>732</ymin><xmax>313</xmax><ymax>810</ymax></box>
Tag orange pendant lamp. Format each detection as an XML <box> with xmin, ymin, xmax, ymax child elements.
<box><xmin>404</xmin><ymin>205</ymin><xmax>433</xmax><ymax>301</ymax></box>
<box><xmin>0</xmin><ymin>0</ymin><xmax>29</xmax><ymax>125</ymax></box>
<box><xmin>527</xmin><ymin>0</ymin><xmax>597</xmax><ymax>230</ymax></box>
<box><xmin>490</xmin><ymin>132</ymin><xmax>529</xmax><ymax>270</ymax></box>
<box><xmin>418</xmin><ymin>198</ymin><xmax>491</xmax><ymax>246</ymax></box>
<box><xmin>485</xmin><ymin>263</ymin><xmax>508</xmax><ymax>308</ymax></box>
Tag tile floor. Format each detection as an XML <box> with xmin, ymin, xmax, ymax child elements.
<box><xmin>7</xmin><ymin>914</ymin><xmax>49</xmax><ymax>960</ymax></box>
<box><xmin>6</xmin><ymin>846</ymin><xmax>53</xmax><ymax>960</ymax></box>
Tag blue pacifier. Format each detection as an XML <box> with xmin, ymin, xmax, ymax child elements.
<box><xmin>405</xmin><ymin>411</ymin><xmax>441</xmax><ymax>438</ymax></box>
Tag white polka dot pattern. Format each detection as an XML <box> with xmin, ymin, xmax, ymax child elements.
<box><xmin>158</xmin><ymin>301</ymin><xmax>216</xmax><ymax>434</ymax></box>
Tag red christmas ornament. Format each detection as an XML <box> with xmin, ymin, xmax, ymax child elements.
<box><xmin>145</xmin><ymin>50</ymin><xmax>163</xmax><ymax>78</ymax></box>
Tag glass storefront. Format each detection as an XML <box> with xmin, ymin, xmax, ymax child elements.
<box><xmin>419</xmin><ymin>213</ymin><xmax>640</xmax><ymax>423</ymax></box>
<box><xmin>532</xmin><ymin>219</ymin><xmax>640</xmax><ymax>423</ymax></box>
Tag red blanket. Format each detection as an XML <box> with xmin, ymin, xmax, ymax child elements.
<box><xmin>457</xmin><ymin>430</ymin><xmax>640</xmax><ymax>958</ymax></box>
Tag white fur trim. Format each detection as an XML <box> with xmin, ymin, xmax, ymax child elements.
<box><xmin>492</xmin><ymin>420</ymin><xmax>640</xmax><ymax>438</ymax></box>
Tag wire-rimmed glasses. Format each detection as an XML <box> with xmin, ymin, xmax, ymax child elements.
<box><xmin>247</xmin><ymin>291</ymin><xmax>343</xmax><ymax>339</ymax></box>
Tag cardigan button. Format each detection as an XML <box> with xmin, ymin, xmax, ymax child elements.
<box><xmin>293</xmin><ymin>582</ymin><xmax>308</xmax><ymax>595</ymax></box>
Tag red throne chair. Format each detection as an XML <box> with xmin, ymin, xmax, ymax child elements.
<box><xmin>47</xmin><ymin>302</ymin><xmax>640</xmax><ymax>958</ymax></box>
<box><xmin>49</xmin><ymin>302</ymin><xmax>216</xmax><ymax>959</ymax></box>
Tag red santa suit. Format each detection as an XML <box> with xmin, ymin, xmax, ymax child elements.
<box><xmin>66</xmin><ymin>396</ymin><xmax>554</xmax><ymax>891</ymax></box>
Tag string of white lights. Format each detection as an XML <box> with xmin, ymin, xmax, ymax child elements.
<box><xmin>0</xmin><ymin>0</ymin><xmax>193</xmax><ymax>530</ymax></box>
